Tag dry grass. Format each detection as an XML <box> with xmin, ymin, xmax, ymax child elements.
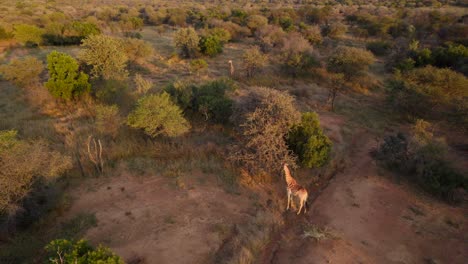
<box><xmin>302</xmin><ymin>225</ymin><xmax>337</xmax><ymax>242</ymax></box>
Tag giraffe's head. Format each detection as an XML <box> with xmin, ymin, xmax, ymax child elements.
<box><xmin>228</xmin><ymin>60</ymin><xmax>232</xmax><ymax>64</ymax></box>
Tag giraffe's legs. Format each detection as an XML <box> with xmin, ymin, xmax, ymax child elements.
<box><xmin>286</xmin><ymin>189</ymin><xmax>291</xmax><ymax>210</ymax></box>
<box><xmin>297</xmin><ymin>199</ymin><xmax>304</xmax><ymax>215</ymax></box>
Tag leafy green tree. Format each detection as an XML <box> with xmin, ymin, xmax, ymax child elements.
<box><xmin>164</xmin><ymin>80</ymin><xmax>195</xmax><ymax>111</ymax></box>
<box><xmin>327</xmin><ymin>46</ymin><xmax>375</xmax><ymax>81</ymax></box>
<box><xmin>209</xmin><ymin>28</ymin><xmax>231</xmax><ymax>43</ymax></box>
<box><xmin>45</xmin><ymin>239</ymin><xmax>123</xmax><ymax>264</ymax></box>
<box><xmin>0</xmin><ymin>56</ymin><xmax>44</xmax><ymax>87</ymax></box>
<box><xmin>127</xmin><ymin>92</ymin><xmax>190</xmax><ymax>138</ymax></box>
<box><xmin>193</xmin><ymin>80</ymin><xmax>233</xmax><ymax>123</ymax></box>
<box><xmin>13</xmin><ymin>24</ymin><xmax>44</xmax><ymax>46</ymax></box>
<box><xmin>70</xmin><ymin>21</ymin><xmax>101</xmax><ymax>37</ymax></box>
<box><xmin>174</xmin><ymin>27</ymin><xmax>199</xmax><ymax>58</ymax></box>
<box><xmin>79</xmin><ymin>35</ymin><xmax>128</xmax><ymax>80</ymax></box>
<box><xmin>45</xmin><ymin>51</ymin><xmax>90</xmax><ymax>100</ymax></box>
<box><xmin>287</xmin><ymin>112</ymin><xmax>332</xmax><ymax>168</ymax></box>
<box><xmin>199</xmin><ymin>35</ymin><xmax>223</xmax><ymax>56</ymax></box>
<box><xmin>387</xmin><ymin>66</ymin><xmax>468</xmax><ymax>128</ymax></box>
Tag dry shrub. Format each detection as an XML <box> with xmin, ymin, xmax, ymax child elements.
<box><xmin>229</xmin><ymin>87</ymin><xmax>300</xmax><ymax>176</ymax></box>
<box><xmin>0</xmin><ymin>130</ymin><xmax>72</xmax><ymax>217</ymax></box>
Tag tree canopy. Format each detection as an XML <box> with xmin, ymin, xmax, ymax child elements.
<box><xmin>79</xmin><ymin>35</ymin><xmax>128</xmax><ymax>80</ymax></box>
<box><xmin>45</xmin><ymin>51</ymin><xmax>91</xmax><ymax>100</ymax></box>
<box><xmin>127</xmin><ymin>92</ymin><xmax>190</xmax><ymax>138</ymax></box>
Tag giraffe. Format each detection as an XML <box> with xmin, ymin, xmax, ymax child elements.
<box><xmin>228</xmin><ymin>60</ymin><xmax>235</xmax><ymax>77</ymax></box>
<box><xmin>284</xmin><ymin>163</ymin><xmax>308</xmax><ymax>215</ymax></box>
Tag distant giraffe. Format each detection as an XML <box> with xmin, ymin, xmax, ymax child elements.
<box><xmin>228</xmin><ymin>60</ymin><xmax>235</xmax><ymax>77</ymax></box>
<box><xmin>284</xmin><ymin>164</ymin><xmax>308</xmax><ymax>215</ymax></box>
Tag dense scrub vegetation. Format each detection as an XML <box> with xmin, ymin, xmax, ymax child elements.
<box><xmin>0</xmin><ymin>0</ymin><xmax>467</xmax><ymax>262</ymax></box>
<box><xmin>373</xmin><ymin>120</ymin><xmax>467</xmax><ymax>203</ymax></box>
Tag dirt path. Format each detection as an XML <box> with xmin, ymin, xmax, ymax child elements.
<box><xmin>63</xmin><ymin>170</ymin><xmax>254</xmax><ymax>263</ymax></box>
<box><xmin>264</xmin><ymin>131</ymin><xmax>467</xmax><ymax>264</ymax></box>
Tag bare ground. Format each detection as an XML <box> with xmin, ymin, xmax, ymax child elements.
<box><xmin>59</xmin><ymin>111</ymin><xmax>468</xmax><ymax>264</ymax></box>
<box><xmin>62</xmin><ymin>168</ymin><xmax>255</xmax><ymax>264</ymax></box>
<box><xmin>265</xmin><ymin>120</ymin><xmax>468</xmax><ymax>264</ymax></box>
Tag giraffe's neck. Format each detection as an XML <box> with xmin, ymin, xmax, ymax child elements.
<box><xmin>283</xmin><ymin>164</ymin><xmax>297</xmax><ymax>186</ymax></box>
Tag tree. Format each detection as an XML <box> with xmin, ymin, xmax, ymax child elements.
<box><xmin>174</xmin><ymin>27</ymin><xmax>199</xmax><ymax>58</ymax></box>
<box><xmin>193</xmin><ymin>80</ymin><xmax>233</xmax><ymax>123</ymax></box>
<box><xmin>209</xmin><ymin>27</ymin><xmax>231</xmax><ymax>43</ymax></box>
<box><xmin>373</xmin><ymin>121</ymin><xmax>467</xmax><ymax>203</ymax></box>
<box><xmin>45</xmin><ymin>51</ymin><xmax>91</xmax><ymax>100</ymax></box>
<box><xmin>13</xmin><ymin>24</ymin><xmax>44</xmax><ymax>46</ymax></box>
<box><xmin>0</xmin><ymin>56</ymin><xmax>44</xmax><ymax>87</ymax></box>
<box><xmin>300</xmin><ymin>24</ymin><xmax>323</xmax><ymax>45</ymax></box>
<box><xmin>387</xmin><ymin>66</ymin><xmax>468</xmax><ymax>126</ymax></box>
<box><xmin>242</xmin><ymin>46</ymin><xmax>268</xmax><ymax>77</ymax></box>
<box><xmin>287</xmin><ymin>112</ymin><xmax>332</xmax><ymax>168</ymax></box>
<box><xmin>122</xmin><ymin>38</ymin><xmax>154</xmax><ymax>62</ymax></box>
<box><xmin>127</xmin><ymin>92</ymin><xmax>190</xmax><ymax>138</ymax></box>
<box><xmin>199</xmin><ymin>35</ymin><xmax>223</xmax><ymax>56</ymax></box>
<box><xmin>255</xmin><ymin>25</ymin><xmax>285</xmax><ymax>52</ymax></box>
<box><xmin>95</xmin><ymin>104</ymin><xmax>122</xmax><ymax>139</ymax></box>
<box><xmin>79</xmin><ymin>35</ymin><xmax>128</xmax><ymax>80</ymax></box>
<box><xmin>279</xmin><ymin>32</ymin><xmax>318</xmax><ymax>77</ymax></box>
<box><xmin>327</xmin><ymin>46</ymin><xmax>375</xmax><ymax>81</ymax></box>
<box><xmin>246</xmin><ymin>15</ymin><xmax>268</xmax><ymax>33</ymax></box>
<box><xmin>321</xmin><ymin>22</ymin><xmax>347</xmax><ymax>39</ymax></box>
<box><xmin>45</xmin><ymin>239</ymin><xmax>124</xmax><ymax>264</ymax></box>
<box><xmin>325</xmin><ymin>72</ymin><xmax>345</xmax><ymax>111</ymax></box>
<box><xmin>229</xmin><ymin>87</ymin><xmax>301</xmax><ymax>174</ymax></box>
<box><xmin>0</xmin><ymin>130</ymin><xmax>72</xmax><ymax>216</ymax></box>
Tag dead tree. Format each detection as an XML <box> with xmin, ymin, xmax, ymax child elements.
<box><xmin>87</xmin><ymin>135</ymin><xmax>104</xmax><ymax>175</ymax></box>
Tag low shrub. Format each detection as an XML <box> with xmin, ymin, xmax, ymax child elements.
<box><xmin>373</xmin><ymin>121</ymin><xmax>467</xmax><ymax>203</ymax></box>
<box><xmin>366</xmin><ymin>41</ymin><xmax>392</xmax><ymax>56</ymax></box>
<box><xmin>287</xmin><ymin>112</ymin><xmax>332</xmax><ymax>168</ymax></box>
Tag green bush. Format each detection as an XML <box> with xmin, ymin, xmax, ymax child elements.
<box><xmin>45</xmin><ymin>239</ymin><xmax>123</xmax><ymax>264</ymax></box>
<box><xmin>127</xmin><ymin>92</ymin><xmax>190</xmax><ymax>138</ymax></box>
<box><xmin>45</xmin><ymin>51</ymin><xmax>91</xmax><ymax>100</ymax></box>
<box><xmin>199</xmin><ymin>35</ymin><xmax>223</xmax><ymax>57</ymax></box>
<box><xmin>193</xmin><ymin>80</ymin><xmax>233</xmax><ymax>123</ymax></box>
<box><xmin>174</xmin><ymin>27</ymin><xmax>199</xmax><ymax>58</ymax></box>
<box><xmin>387</xmin><ymin>66</ymin><xmax>468</xmax><ymax>127</ymax></box>
<box><xmin>366</xmin><ymin>41</ymin><xmax>392</xmax><ymax>56</ymax></box>
<box><xmin>287</xmin><ymin>112</ymin><xmax>332</xmax><ymax>168</ymax></box>
<box><xmin>189</xmin><ymin>59</ymin><xmax>208</xmax><ymax>76</ymax></box>
<box><xmin>13</xmin><ymin>24</ymin><xmax>44</xmax><ymax>46</ymax></box>
<box><xmin>165</xmin><ymin>79</ymin><xmax>233</xmax><ymax>123</ymax></box>
<box><xmin>328</xmin><ymin>46</ymin><xmax>375</xmax><ymax>81</ymax></box>
<box><xmin>373</xmin><ymin>121</ymin><xmax>467</xmax><ymax>203</ymax></box>
<box><xmin>164</xmin><ymin>80</ymin><xmax>195</xmax><ymax>111</ymax></box>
